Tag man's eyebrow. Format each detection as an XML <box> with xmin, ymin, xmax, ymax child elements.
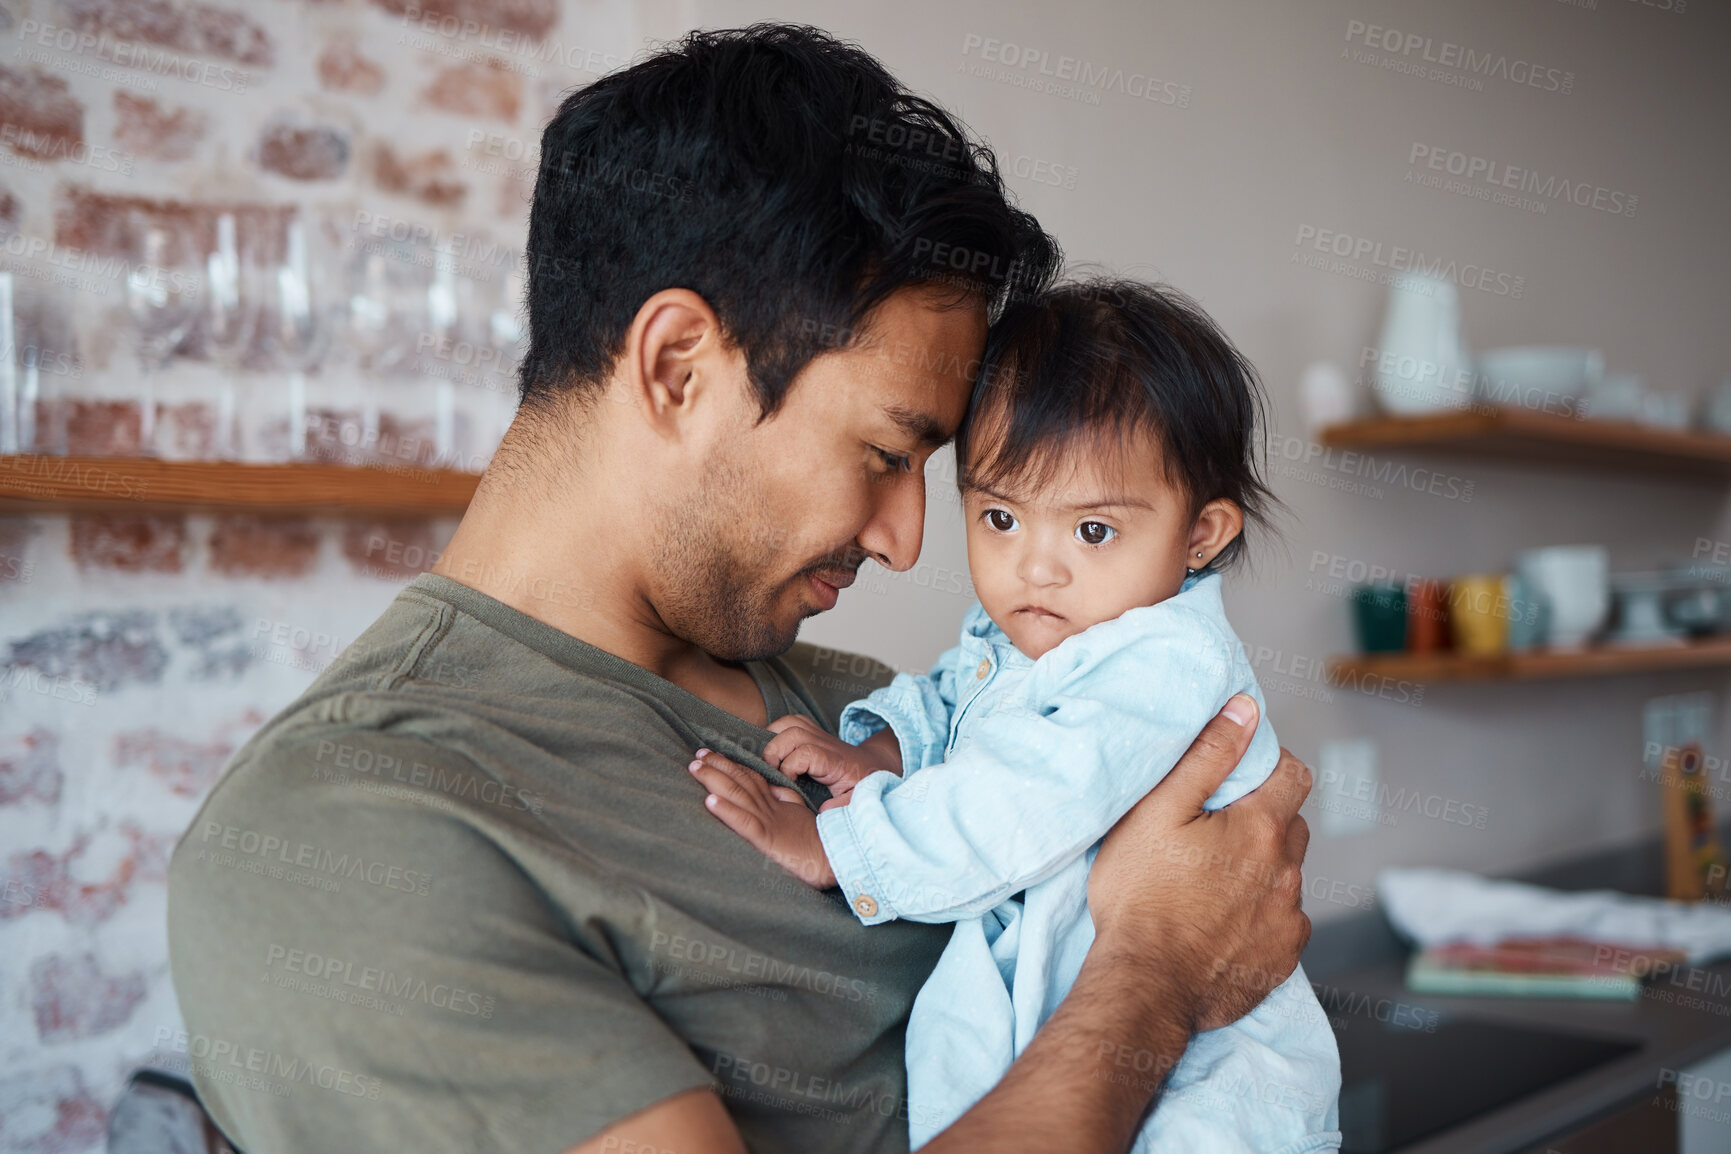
<box><xmin>884</xmin><ymin>403</ymin><xmax>952</xmax><ymax>449</ymax></box>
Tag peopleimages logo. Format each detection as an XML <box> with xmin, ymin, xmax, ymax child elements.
<box><xmin>0</xmin><ymin>124</ymin><xmax>133</xmax><ymax>175</ymax></box>
<box><xmin>1291</xmin><ymin>225</ymin><xmax>1526</xmax><ymax>299</ymax></box>
<box><xmin>1407</xmin><ymin>144</ymin><xmax>1637</xmax><ymax>218</ymax></box>
<box><xmin>959</xmin><ymin>34</ymin><xmax>1192</xmax><ymax>107</ymax></box>
<box><xmin>1342</xmin><ymin>19</ymin><xmax>1575</xmax><ymax>94</ymax></box>
<box><xmin>16</xmin><ymin>19</ymin><xmax>252</xmax><ymax>92</ymax></box>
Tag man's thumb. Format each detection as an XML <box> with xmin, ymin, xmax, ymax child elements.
<box><xmin>1164</xmin><ymin>694</ymin><xmax>1258</xmax><ymax>810</ymax></box>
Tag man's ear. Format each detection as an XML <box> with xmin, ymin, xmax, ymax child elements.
<box><xmin>617</xmin><ymin>288</ymin><xmax>737</xmax><ymax>440</ymax></box>
<box><xmin>1187</xmin><ymin>499</ymin><xmax>1245</xmax><ymax>569</ymax></box>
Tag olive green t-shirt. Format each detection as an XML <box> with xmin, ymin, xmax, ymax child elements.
<box><xmin>167</xmin><ymin>574</ymin><xmax>950</xmax><ymax>1154</ymax></box>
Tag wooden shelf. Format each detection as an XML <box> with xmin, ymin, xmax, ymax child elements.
<box><xmin>0</xmin><ymin>455</ymin><xmax>478</xmax><ymax>517</ymax></box>
<box><xmin>1319</xmin><ymin>408</ymin><xmax>1731</xmax><ymax>480</ymax></box>
<box><xmin>1328</xmin><ymin>637</ymin><xmax>1731</xmax><ymax>685</ymax></box>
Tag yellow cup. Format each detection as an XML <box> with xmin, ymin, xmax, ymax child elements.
<box><xmin>1450</xmin><ymin>575</ymin><xmax>1510</xmax><ymax>656</ymax></box>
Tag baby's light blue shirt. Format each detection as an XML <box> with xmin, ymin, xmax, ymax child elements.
<box><xmin>818</xmin><ymin>573</ymin><xmax>1342</xmax><ymax>1153</ymax></box>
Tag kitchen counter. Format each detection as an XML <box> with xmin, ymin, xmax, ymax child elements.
<box><xmin>1302</xmin><ymin>825</ymin><xmax>1731</xmax><ymax>1152</ymax></box>
<box><xmin>1317</xmin><ymin>953</ymin><xmax>1731</xmax><ymax>1153</ymax></box>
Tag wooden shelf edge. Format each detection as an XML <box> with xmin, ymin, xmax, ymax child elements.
<box><xmin>0</xmin><ymin>455</ymin><xmax>479</xmax><ymax>517</ymax></box>
<box><xmin>1327</xmin><ymin>638</ymin><xmax>1731</xmax><ymax>685</ymax></box>
<box><xmin>1318</xmin><ymin>408</ymin><xmax>1731</xmax><ymax>476</ymax></box>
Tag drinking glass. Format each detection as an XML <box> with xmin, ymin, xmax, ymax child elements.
<box><xmin>257</xmin><ymin>213</ymin><xmax>329</xmax><ymax>460</ymax></box>
<box><xmin>0</xmin><ymin>272</ymin><xmax>17</xmax><ymax>453</ymax></box>
<box><xmin>344</xmin><ymin>237</ymin><xmax>429</xmax><ymax>466</ymax></box>
<box><xmin>122</xmin><ymin>210</ymin><xmax>202</xmax><ymax>455</ymax></box>
<box><xmin>424</xmin><ymin>250</ymin><xmax>463</xmax><ymax>467</ymax></box>
<box><xmin>8</xmin><ymin>270</ymin><xmax>78</xmax><ymax>455</ymax></box>
<box><xmin>483</xmin><ymin>249</ymin><xmax>525</xmax><ymax>453</ymax></box>
<box><xmin>199</xmin><ymin>213</ymin><xmax>262</xmax><ymax>459</ymax></box>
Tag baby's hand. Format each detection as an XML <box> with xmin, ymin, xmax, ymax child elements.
<box><xmin>764</xmin><ymin>714</ymin><xmax>897</xmax><ymax>807</ymax></box>
<box><xmin>689</xmin><ymin>748</ymin><xmax>836</xmax><ymax>889</ymax></box>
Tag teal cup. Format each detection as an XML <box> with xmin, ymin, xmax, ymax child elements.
<box><xmin>1351</xmin><ymin>583</ymin><xmax>1408</xmax><ymax>653</ymax></box>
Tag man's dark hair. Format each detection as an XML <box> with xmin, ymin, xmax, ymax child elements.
<box><xmin>519</xmin><ymin>24</ymin><xmax>1061</xmax><ymax>417</ymax></box>
<box><xmin>957</xmin><ymin>278</ymin><xmax>1278</xmax><ymax>571</ymax></box>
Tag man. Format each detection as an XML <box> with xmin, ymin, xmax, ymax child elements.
<box><xmin>168</xmin><ymin>24</ymin><xmax>1312</xmax><ymax>1154</ymax></box>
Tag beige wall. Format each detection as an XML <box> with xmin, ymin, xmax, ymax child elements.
<box><xmin>646</xmin><ymin>0</ymin><xmax>1731</xmax><ymax>919</ymax></box>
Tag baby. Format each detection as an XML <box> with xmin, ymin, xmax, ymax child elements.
<box><xmin>700</xmin><ymin>279</ymin><xmax>1341</xmax><ymax>1153</ymax></box>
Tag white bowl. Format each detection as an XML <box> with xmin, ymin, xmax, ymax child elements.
<box><xmin>1474</xmin><ymin>347</ymin><xmax>1604</xmax><ymax>417</ymax></box>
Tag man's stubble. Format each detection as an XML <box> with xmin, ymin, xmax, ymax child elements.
<box><xmin>648</xmin><ymin>441</ymin><xmax>816</xmax><ymax>663</ymax></box>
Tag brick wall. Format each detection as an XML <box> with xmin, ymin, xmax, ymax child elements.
<box><xmin>0</xmin><ymin>2</ymin><xmax>635</xmax><ymax>1150</ymax></box>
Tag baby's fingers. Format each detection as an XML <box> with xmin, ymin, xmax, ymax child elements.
<box><xmin>777</xmin><ymin>744</ymin><xmax>822</xmax><ymax>782</ymax></box>
<box><xmin>704</xmin><ymin>792</ymin><xmax>773</xmax><ymax>851</ymax></box>
<box><xmin>763</xmin><ymin>720</ymin><xmax>820</xmax><ymax>769</ymax></box>
<box><xmin>766</xmin><ymin>714</ymin><xmax>821</xmax><ymax>735</ymax></box>
<box><xmin>689</xmin><ymin>749</ymin><xmax>772</xmax><ymax>809</ymax></box>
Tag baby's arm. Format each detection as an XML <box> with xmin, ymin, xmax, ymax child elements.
<box><xmin>694</xmin><ymin>638</ymin><xmax>973</xmax><ymax>884</ymax></box>
<box><xmin>765</xmin><ymin>632</ymin><xmax>972</xmax><ymax>808</ymax></box>
<box><xmin>820</xmin><ymin>610</ymin><xmax>1280</xmax><ymax>926</ymax></box>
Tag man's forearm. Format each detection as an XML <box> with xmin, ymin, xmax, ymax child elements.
<box><xmin>921</xmin><ymin>940</ymin><xmax>1195</xmax><ymax>1153</ymax></box>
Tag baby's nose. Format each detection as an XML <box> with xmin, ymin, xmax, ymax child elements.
<box><xmin>1018</xmin><ymin>549</ymin><xmax>1068</xmax><ymax>587</ymax></box>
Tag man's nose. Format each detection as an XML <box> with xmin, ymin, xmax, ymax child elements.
<box><xmin>856</xmin><ymin>472</ymin><xmax>927</xmax><ymax>572</ymax></box>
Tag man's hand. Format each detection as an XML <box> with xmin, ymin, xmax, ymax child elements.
<box><xmin>689</xmin><ymin>748</ymin><xmax>837</xmax><ymax>888</ymax></box>
<box><xmin>1088</xmin><ymin>693</ymin><xmax>1313</xmax><ymax>1033</ymax></box>
<box><xmin>763</xmin><ymin>715</ymin><xmax>900</xmax><ymax>808</ymax></box>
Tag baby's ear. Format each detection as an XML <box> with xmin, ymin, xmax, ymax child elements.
<box><xmin>1187</xmin><ymin>499</ymin><xmax>1244</xmax><ymax>568</ymax></box>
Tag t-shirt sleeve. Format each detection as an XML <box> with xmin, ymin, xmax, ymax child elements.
<box><xmin>167</xmin><ymin>732</ymin><xmax>715</xmax><ymax>1154</ymax></box>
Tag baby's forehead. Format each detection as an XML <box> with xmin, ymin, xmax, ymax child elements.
<box><xmin>961</xmin><ymin>437</ymin><xmax>1174</xmax><ymax>510</ymax></box>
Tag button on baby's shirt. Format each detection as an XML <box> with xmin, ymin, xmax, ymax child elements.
<box><xmin>854</xmin><ymin>895</ymin><xmax>879</xmax><ymax>917</ymax></box>
<box><xmin>975</xmin><ymin>658</ymin><xmax>991</xmax><ymax>680</ymax></box>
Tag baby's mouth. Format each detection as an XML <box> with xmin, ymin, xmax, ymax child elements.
<box><xmin>1014</xmin><ymin>605</ymin><xmax>1065</xmax><ymax>621</ymax></box>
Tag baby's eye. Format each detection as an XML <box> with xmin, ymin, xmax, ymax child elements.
<box><xmin>1076</xmin><ymin>521</ymin><xmax>1116</xmax><ymax>546</ymax></box>
<box><xmin>984</xmin><ymin>508</ymin><xmax>1018</xmax><ymax>533</ymax></box>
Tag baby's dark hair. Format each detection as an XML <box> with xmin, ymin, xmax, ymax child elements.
<box><xmin>957</xmin><ymin>277</ymin><xmax>1277</xmax><ymax>572</ymax></box>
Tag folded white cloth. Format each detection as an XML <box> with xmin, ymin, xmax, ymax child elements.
<box><xmin>1378</xmin><ymin>868</ymin><xmax>1731</xmax><ymax>964</ymax></box>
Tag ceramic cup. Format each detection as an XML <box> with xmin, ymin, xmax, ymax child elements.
<box><xmin>1517</xmin><ymin>545</ymin><xmax>1609</xmax><ymax>650</ymax></box>
<box><xmin>1702</xmin><ymin>379</ymin><xmax>1731</xmax><ymax>437</ymax></box>
<box><xmin>1450</xmin><ymin>575</ymin><xmax>1510</xmax><ymax>656</ymax></box>
<box><xmin>1407</xmin><ymin>579</ymin><xmax>1450</xmax><ymax>653</ymax></box>
<box><xmin>1505</xmin><ymin>572</ymin><xmax>1551</xmax><ymax>652</ymax></box>
<box><xmin>1582</xmin><ymin>372</ymin><xmax>1644</xmax><ymax>423</ymax></box>
<box><xmin>1300</xmin><ymin>361</ymin><xmax>1356</xmax><ymax>431</ymax></box>
<box><xmin>1351</xmin><ymin>584</ymin><xmax>1407</xmax><ymax>653</ymax></box>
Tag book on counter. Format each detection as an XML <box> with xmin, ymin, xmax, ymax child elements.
<box><xmin>1405</xmin><ymin>936</ymin><xmax>1689</xmax><ymax>1001</ymax></box>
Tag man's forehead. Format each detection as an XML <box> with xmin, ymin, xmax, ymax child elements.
<box><xmin>853</xmin><ymin>297</ymin><xmax>983</xmax><ymax>425</ymax></box>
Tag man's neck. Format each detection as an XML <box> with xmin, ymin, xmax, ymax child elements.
<box><xmin>431</xmin><ymin>418</ymin><xmax>767</xmax><ymax>726</ymax></box>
